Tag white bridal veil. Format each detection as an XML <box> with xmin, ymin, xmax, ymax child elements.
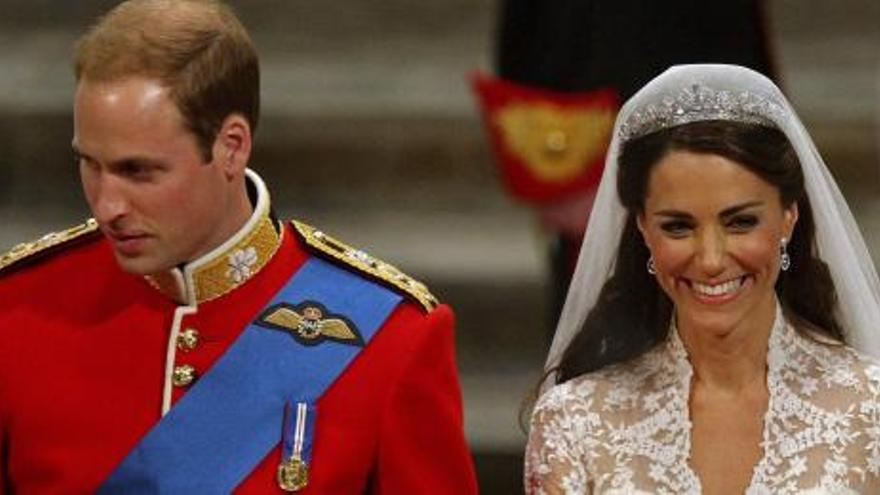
<box><xmin>545</xmin><ymin>64</ymin><xmax>880</xmax><ymax>376</ymax></box>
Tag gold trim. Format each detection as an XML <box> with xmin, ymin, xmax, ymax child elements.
<box><xmin>292</xmin><ymin>221</ymin><xmax>438</xmax><ymax>312</ymax></box>
<box><xmin>0</xmin><ymin>219</ymin><xmax>100</xmax><ymax>274</ymax></box>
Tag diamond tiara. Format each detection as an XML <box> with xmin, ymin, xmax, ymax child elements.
<box><xmin>618</xmin><ymin>83</ymin><xmax>785</xmax><ymax>142</ymax></box>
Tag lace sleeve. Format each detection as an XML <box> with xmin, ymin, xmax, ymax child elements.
<box><xmin>524</xmin><ymin>382</ymin><xmax>597</xmax><ymax>495</ymax></box>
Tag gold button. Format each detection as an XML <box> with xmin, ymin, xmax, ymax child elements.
<box><xmin>177</xmin><ymin>328</ymin><xmax>201</xmax><ymax>352</ymax></box>
<box><xmin>172</xmin><ymin>364</ymin><xmax>197</xmax><ymax>387</ymax></box>
<box><xmin>545</xmin><ymin>129</ymin><xmax>569</xmax><ymax>154</ymax></box>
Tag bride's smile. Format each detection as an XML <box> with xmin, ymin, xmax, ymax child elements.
<box><xmin>685</xmin><ymin>275</ymin><xmax>749</xmax><ymax>303</ymax></box>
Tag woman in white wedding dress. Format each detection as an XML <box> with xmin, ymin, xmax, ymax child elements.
<box><xmin>525</xmin><ymin>64</ymin><xmax>880</xmax><ymax>495</ymax></box>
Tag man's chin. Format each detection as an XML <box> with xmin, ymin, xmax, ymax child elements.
<box><xmin>111</xmin><ymin>252</ymin><xmax>168</xmax><ymax>276</ymax></box>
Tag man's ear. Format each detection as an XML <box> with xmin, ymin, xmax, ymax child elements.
<box><xmin>212</xmin><ymin>114</ymin><xmax>252</xmax><ymax>179</ymax></box>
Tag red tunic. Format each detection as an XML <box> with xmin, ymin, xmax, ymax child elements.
<box><xmin>0</xmin><ymin>222</ymin><xmax>477</xmax><ymax>494</ymax></box>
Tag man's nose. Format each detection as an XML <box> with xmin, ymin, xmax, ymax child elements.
<box><xmin>88</xmin><ymin>174</ymin><xmax>130</xmax><ymax>225</ymax></box>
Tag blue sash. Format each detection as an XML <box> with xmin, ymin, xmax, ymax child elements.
<box><xmin>98</xmin><ymin>257</ymin><xmax>403</xmax><ymax>493</ymax></box>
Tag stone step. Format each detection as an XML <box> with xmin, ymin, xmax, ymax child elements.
<box><xmin>2</xmin><ymin>0</ymin><xmax>877</xmax><ymax>37</ymax></box>
<box><xmin>0</xmin><ymin>0</ymin><xmax>495</xmax><ymax>32</ymax></box>
<box><xmin>770</xmin><ymin>0</ymin><xmax>880</xmax><ymax>37</ymax></box>
<box><xmin>0</xmin><ymin>1</ymin><xmax>877</xmax><ymax>213</ymax></box>
<box><xmin>1</xmin><ymin>116</ymin><xmax>876</xmax><ymax>221</ymax></box>
<box><xmin>0</xmin><ymin>111</ymin><xmax>505</xmax><ymax>212</ymax></box>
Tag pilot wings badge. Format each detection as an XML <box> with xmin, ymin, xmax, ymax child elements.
<box><xmin>256</xmin><ymin>301</ymin><xmax>365</xmax><ymax>347</ymax></box>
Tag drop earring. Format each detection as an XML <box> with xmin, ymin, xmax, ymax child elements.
<box><xmin>780</xmin><ymin>238</ymin><xmax>791</xmax><ymax>272</ymax></box>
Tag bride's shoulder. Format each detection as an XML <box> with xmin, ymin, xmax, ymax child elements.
<box><xmin>532</xmin><ymin>374</ymin><xmax>599</xmax><ymax>415</ymax></box>
<box><xmin>533</xmin><ymin>350</ymin><xmax>669</xmax><ymax>418</ymax></box>
<box><xmin>796</xmin><ymin>329</ymin><xmax>879</xmax><ymax>372</ymax></box>
<box><xmin>786</xmin><ymin>331</ymin><xmax>880</xmax><ymax>401</ymax></box>
<box><xmin>842</xmin><ymin>346</ymin><xmax>880</xmax><ymax>393</ymax></box>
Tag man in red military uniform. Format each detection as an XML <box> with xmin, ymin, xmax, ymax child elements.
<box><xmin>0</xmin><ymin>0</ymin><xmax>477</xmax><ymax>493</ymax></box>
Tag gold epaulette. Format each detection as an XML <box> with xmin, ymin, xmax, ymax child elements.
<box><xmin>0</xmin><ymin>219</ymin><xmax>100</xmax><ymax>275</ymax></box>
<box><xmin>291</xmin><ymin>220</ymin><xmax>438</xmax><ymax>312</ymax></box>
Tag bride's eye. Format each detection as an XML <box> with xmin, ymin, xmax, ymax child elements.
<box><xmin>727</xmin><ymin>214</ymin><xmax>759</xmax><ymax>232</ymax></box>
<box><xmin>660</xmin><ymin>220</ymin><xmax>692</xmax><ymax>236</ymax></box>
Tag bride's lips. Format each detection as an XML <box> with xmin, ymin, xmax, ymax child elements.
<box><xmin>680</xmin><ymin>275</ymin><xmax>752</xmax><ymax>305</ymax></box>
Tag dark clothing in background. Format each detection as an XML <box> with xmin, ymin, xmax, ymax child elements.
<box><xmin>497</xmin><ymin>0</ymin><xmax>775</xmax><ymax>97</ymax></box>
<box><xmin>493</xmin><ymin>0</ymin><xmax>776</xmax><ymax>329</ymax></box>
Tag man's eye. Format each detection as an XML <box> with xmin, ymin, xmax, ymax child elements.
<box><xmin>120</xmin><ymin>163</ymin><xmax>152</xmax><ymax>179</ymax></box>
<box><xmin>74</xmin><ymin>153</ymin><xmax>99</xmax><ymax>172</ymax></box>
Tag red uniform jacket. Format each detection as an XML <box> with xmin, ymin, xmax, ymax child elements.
<box><xmin>0</xmin><ymin>213</ymin><xmax>477</xmax><ymax>493</ymax></box>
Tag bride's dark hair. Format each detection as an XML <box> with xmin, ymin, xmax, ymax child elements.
<box><xmin>553</xmin><ymin>120</ymin><xmax>843</xmax><ymax>384</ymax></box>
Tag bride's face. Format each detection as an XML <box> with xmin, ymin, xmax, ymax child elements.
<box><xmin>637</xmin><ymin>150</ymin><xmax>798</xmax><ymax>336</ymax></box>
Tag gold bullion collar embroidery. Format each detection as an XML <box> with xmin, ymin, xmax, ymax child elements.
<box><xmin>291</xmin><ymin>220</ymin><xmax>438</xmax><ymax>312</ymax></box>
<box><xmin>145</xmin><ymin>169</ymin><xmax>282</xmax><ymax>306</ymax></box>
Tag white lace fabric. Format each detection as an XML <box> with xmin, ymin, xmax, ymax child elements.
<box><xmin>526</xmin><ymin>312</ymin><xmax>880</xmax><ymax>494</ymax></box>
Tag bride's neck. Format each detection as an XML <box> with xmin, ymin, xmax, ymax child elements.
<box><xmin>675</xmin><ymin>298</ymin><xmax>776</xmax><ymax>392</ymax></box>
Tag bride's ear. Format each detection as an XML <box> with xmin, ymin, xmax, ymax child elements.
<box><xmin>783</xmin><ymin>202</ymin><xmax>799</xmax><ymax>240</ymax></box>
<box><xmin>636</xmin><ymin>214</ymin><xmax>649</xmax><ymax>245</ymax></box>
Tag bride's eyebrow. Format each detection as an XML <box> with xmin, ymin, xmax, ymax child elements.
<box><xmin>652</xmin><ymin>210</ymin><xmax>691</xmax><ymax>219</ymax></box>
<box><xmin>652</xmin><ymin>200</ymin><xmax>764</xmax><ymax>219</ymax></box>
<box><xmin>720</xmin><ymin>201</ymin><xmax>764</xmax><ymax>218</ymax></box>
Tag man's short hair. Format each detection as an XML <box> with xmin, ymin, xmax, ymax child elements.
<box><xmin>74</xmin><ymin>0</ymin><xmax>260</xmax><ymax>161</ymax></box>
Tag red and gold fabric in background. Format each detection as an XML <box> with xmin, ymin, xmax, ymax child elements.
<box><xmin>472</xmin><ymin>72</ymin><xmax>618</xmax><ymax>203</ymax></box>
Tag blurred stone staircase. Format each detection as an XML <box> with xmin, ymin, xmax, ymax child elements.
<box><xmin>0</xmin><ymin>1</ymin><xmax>878</xmax><ymax>493</ymax></box>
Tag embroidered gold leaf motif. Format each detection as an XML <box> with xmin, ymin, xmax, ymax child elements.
<box><xmin>495</xmin><ymin>104</ymin><xmax>615</xmax><ymax>182</ymax></box>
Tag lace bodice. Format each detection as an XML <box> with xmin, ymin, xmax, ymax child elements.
<box><xmin>525</xmin><ymin>314</ymin><xmax>880</xmax><ymax>494</ymax></box>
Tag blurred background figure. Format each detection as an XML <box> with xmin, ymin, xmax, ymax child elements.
<box><xmin>0</xmin><ymin>1</ymin><xmax>877</xmax><ymax>493</ymax></box>
<box><xmin>474</xmin><ymin>0</ymin><xmax>777</xmax><ymax>332</ymax></box>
